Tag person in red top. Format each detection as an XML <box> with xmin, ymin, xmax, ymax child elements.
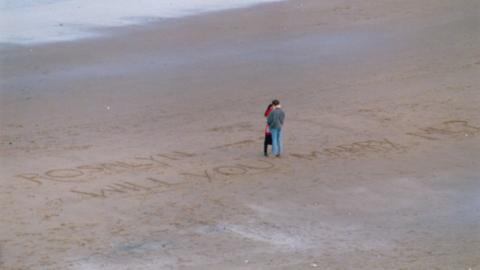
<box><xmin>264</xmin><ymin>102</ymin><xmax>274</xmax><ymax>156</ymax></box>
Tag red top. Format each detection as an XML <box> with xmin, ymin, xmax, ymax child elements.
<box><xmin>264</xmin><ymin>105</ymin><xmax>273</xmax><ymax>135</ymax></box>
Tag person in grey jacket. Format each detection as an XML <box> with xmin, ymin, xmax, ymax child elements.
<box><xmin>267</xmin><ymin>99</ymin><xmax>285</xmax><ymax>157</ymax></box>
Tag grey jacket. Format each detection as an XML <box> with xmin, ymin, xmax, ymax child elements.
<box><xmin>267</xmin><ymin>108</ymin><xmax>285</xmax><ymax>129</ymax></box>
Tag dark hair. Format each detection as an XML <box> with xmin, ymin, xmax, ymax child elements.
<box><xmin>272</xmin><ymin>100</ymin><xmax>280</xmax><ymax>106</ymax></box>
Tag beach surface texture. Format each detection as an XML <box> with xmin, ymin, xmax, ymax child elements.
<box><xmin>1</xmin><ymin>0</ymin><xmax>479</xmax><ymax>269</ymax></box>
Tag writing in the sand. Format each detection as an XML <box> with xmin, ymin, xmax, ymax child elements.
<box><xmin>289</xmin><ymin>120</ymin><xmax>479</xmax><ymax>161</ymax></box>
<box><xmin>290</xmin><ymin>138</ymin><xmax>402</xmax><ymax>161</ymax></box>
<box><xmin>15</xmin><ymin>151</ymin><xmax>275</xmax><ymax>199</ymax></box>
<box><xmin>69</xmin><ymin>177</ymin><xmax>181</xmax><ymax>198</ymax></box>
<box><xmin>69</xmin><ymin>160</ymin><xmax>274</xmax><ymax>199</ymax></box>
<box><xmin>14</xmin><ymin>119</ymin><xmax>479</xmax><ymax>200</ymax></box>
<box><xmin>405</xmin><ymin>120</ymin><xmax>480</xmax><ymax>140</ymax></box>
<box><xmin>16</xmin><ymin>151</ymin><xmax>195</xmax><ymax>185</ymax></box>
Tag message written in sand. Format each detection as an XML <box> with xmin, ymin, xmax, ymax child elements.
<box><xmin>290</xmin><ymin>138</ymin><xmax>402</xmax><ymax>160</ymax></box>
<box><xmin>13</xmin><ymin>120</ymin><xmax>479</xmax><ymax>201</ymax></box>
<box><xmin>405</xmin><ymin>120</ymin><xmax>480</xmax><ymax>140</ymax></box>
<box><xmin>15</xmin><ymin>149</ymin><xmax>275</xmax><ymax>200</ymax></box>
<box><xmin>289</xmin><ymin>120</ymin><xmax>479</xmax><ymax>161</ymax></box>
<box><xmin>16</xmin><ymin>151</ymin><xmax>196</xmax><ymax>185</ymax></box>
<box><xmin>70</xmin><ymin>177</ymin><xmax>183</xmax><ymax>198</ymax></box>
<box><xmin>68</xmin><ymin>159</ymin><xmax>275</xmax><ymax>199</ymax></box>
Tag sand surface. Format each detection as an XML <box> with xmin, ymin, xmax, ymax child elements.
<box><xmin>1</xmin><ymin>0</ymin><xmax>479</xmax><ymax>269</ymax></box>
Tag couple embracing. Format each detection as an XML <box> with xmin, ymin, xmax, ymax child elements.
<box><xmin>263</xmin><ymin>99</ymin><xmax>285</xmax><ymax>157</ymax></box>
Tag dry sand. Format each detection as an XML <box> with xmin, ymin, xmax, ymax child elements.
<box><xmin>1</xmin><ymin>0</ymin><xmax>479</xmax><ymax>269</ymax></box>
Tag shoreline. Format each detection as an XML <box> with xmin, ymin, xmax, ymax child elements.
<box><xmin>0</xmin><ymin>0</ymin><xmax>285</xmax><ymax>46</ymax></box>
<box><xmin>1</xmin><ymin>0</ymin><xmax>479</xmax><ymax>269</ymax></box>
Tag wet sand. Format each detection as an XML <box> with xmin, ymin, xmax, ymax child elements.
<box><xmin>1</xmin><ymin>0</ymin><xmax>479</xmax><ymax>269</ymax></box>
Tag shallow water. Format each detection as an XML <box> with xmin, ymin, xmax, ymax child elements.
<box><xmin>0</xmin><ymin>0</ymin><xmax>283</xmax><ymax>45</ymax></box>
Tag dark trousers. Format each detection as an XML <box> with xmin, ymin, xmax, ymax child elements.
<box><xmin>264</xmin><ymin>134</ymin><xmax>272</xmax><ymax>155</ymax></box>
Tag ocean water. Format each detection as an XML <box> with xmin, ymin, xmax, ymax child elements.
<box><xmin>0</xmin><ymin>0</ymin><xmax>283</xmax><ymax>45</ymax></box>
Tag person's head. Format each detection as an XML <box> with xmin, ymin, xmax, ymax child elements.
<box><xmin>272</xmin><ymin>100</ymin><xmax>280</xmax><ymax>107</ymax></box>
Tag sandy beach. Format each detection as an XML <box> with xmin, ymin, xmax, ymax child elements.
<box><xmin>1</xmin><ymin>0</ymin><xmax>479</xmax><ymax>269</ymax></box>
